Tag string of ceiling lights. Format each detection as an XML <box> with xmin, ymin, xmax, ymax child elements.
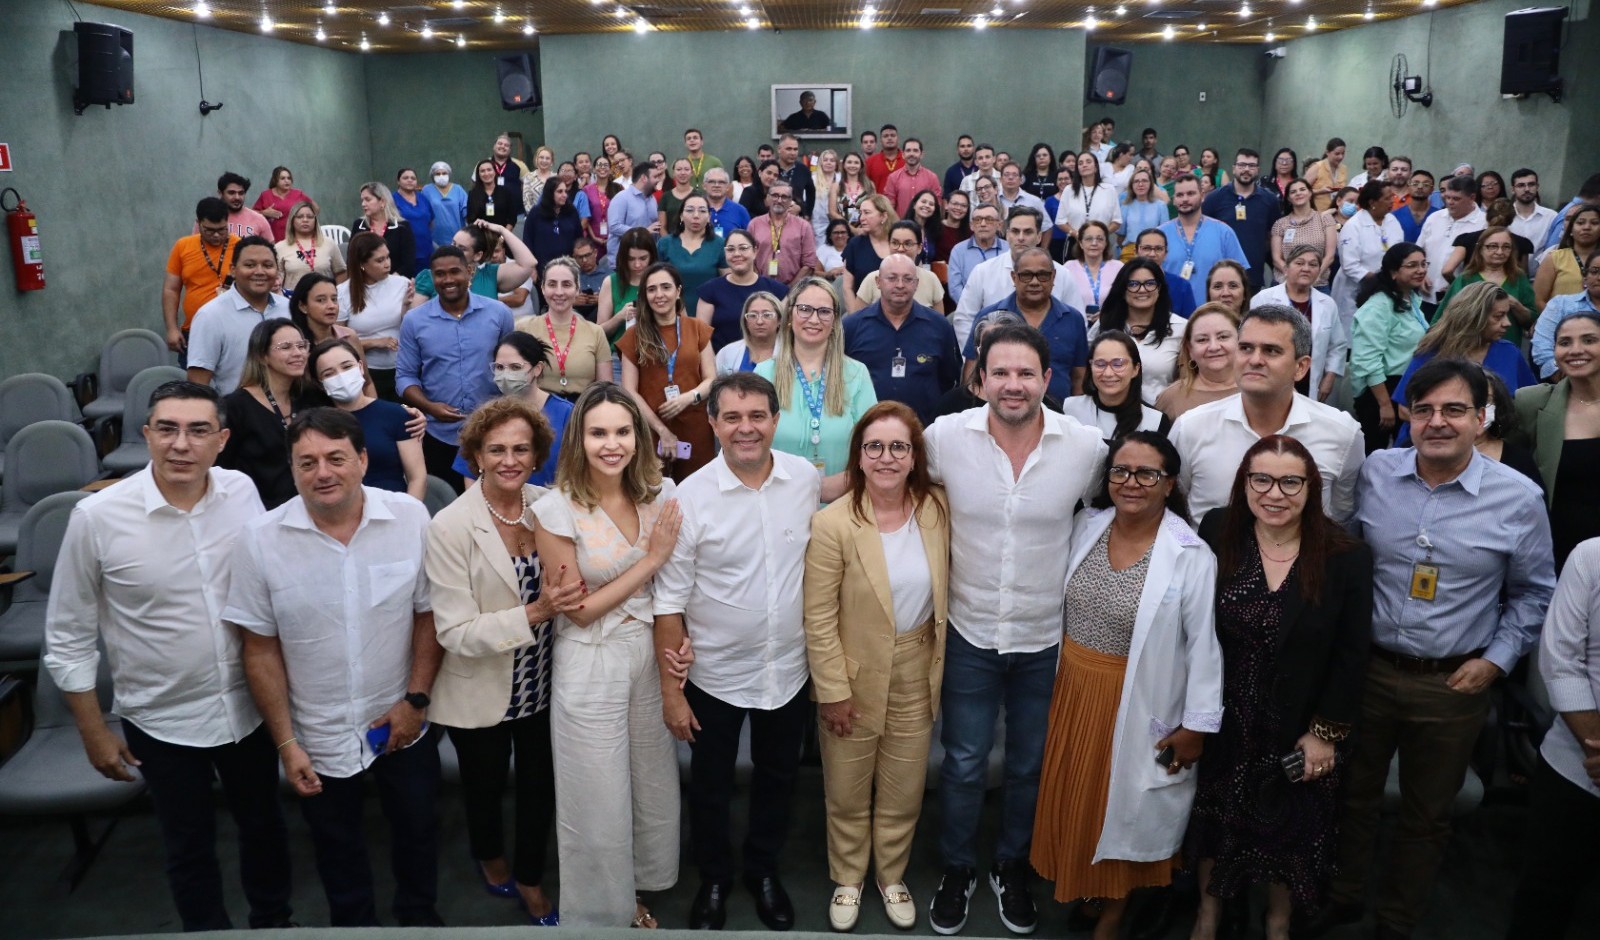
<box><xmin>187</xmin><ymin>1</ymin><xmax>543</xmax><ymax>50</ymax></box>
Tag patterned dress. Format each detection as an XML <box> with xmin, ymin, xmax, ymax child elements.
<box><xmin>1186</xmin><ymin>545</ymin><xmax>1341</xmax><ymax>905</ymax></box>
<box><xmin>506</xmin><ymin>553</ymin><xmax>552</xmax><ymax>720</ymax></box>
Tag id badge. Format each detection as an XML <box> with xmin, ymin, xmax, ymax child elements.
<box><xmin>485</xmin><ymin>203</ymin><xmax>496</xmax><ymax>217</ymax></box>
<box><xmin>663</xmin><ymin>384</ymin><xmax>681</xmax><ymax>400</ymax></box>
<box><xmin>1235</xmin><ymin>203</ymin><xmax>1248</xmax><ymax>221</ymax></box>
<box><xmin>1179</xmin><ymin>260</ymin><xmax>1195</xmax><ymax>281</ymax></box>
<box><xmin>768</xmin><ymin>258</ymin><xmax>781</xmax><ymax>277</ymax></box>
<box><xmin>891</xmin><ymin>355</ymin><xmax>907</xmax><ymax>378</ymax></box>
<box><xmin>713</xmin><ymin>224</ymin><xmax>724</xmax><ymax>239</ymax></box>
<box><xmin>1283</xmin><ymin>227</ymin><xmax>1297</xmax><ymax>244</ymax></box>
<box><xmin>497</xmin><ymin>175</ymin><xmax>505</xmax><ymax>187</ymax></box>
<box><xmin>1409</xmin><ymin>562</ymin><xmax>1440</xmax><ymax>601</ymax></box>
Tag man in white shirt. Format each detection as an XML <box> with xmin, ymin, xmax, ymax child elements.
<box><xmin>45</xmin><ymin>380</ymin><xmax>292</xmax><ymax>932</ymax></box>
<box><xmin>995</xmin><ymin>162</ymin><xmax>1047</xmax><ymax>216</ymax></box>
<box><xmin>923</xmin><ymin>324</ymin><xmax>1107</xmax><ymax>936</ymax></box>
<box><xmin>953</xmin><ymin>207</ymin><xmax>1084</xmax><ymax>349</ymax></box>
<box><xmin>1417</xmin><ymin>175</ymin><xmax>1486</xmax><ymax>305</ymax></box>
<box><xmin>957</xmin><ymin>144</ymin><xmax>1001</xmax><ymax>196</ymax></box>
<box><xmin>1169</xmin><ymin>305</ymin><xmax>1364</xmax><ymax>522</ymax></box>
<box><xmin>654</xmin><ymin>372</ymin><xmax>819</xmax><ymax>932</ymax></box>
<box><xmin>1507</xmin><ymin>168</ymin><xmax>1557</xmax><ymax>248</ymax></box>
<box><xmin>186</xmin><ymin>235</ymin><xmax>285</xmax><ymax>393</ymax></box>
<box><xmin>228</xmin><ymin>408</ymin><xmax>443</xmax><ymax>928</ymax></box>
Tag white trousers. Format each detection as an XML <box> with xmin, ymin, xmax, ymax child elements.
<box><xmin>551</xmin><ymin>621</ymin><xmax>681</xmax><ymax>926</ymax></box>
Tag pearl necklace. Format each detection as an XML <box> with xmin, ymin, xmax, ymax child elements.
<box><xmin>484</xmin><ymin>487</ymin><xmax>531</xmax><ymax>527</ymax></box>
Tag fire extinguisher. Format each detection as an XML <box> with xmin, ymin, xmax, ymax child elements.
<box><xmin>3</xmin><ymin>188</ymin><xmax>45</xmax><ymax>292</ymax></box>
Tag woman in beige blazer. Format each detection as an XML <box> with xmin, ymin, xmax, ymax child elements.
<box><xmin>425</xmin><ymin>397</ymin><xmax>583</xmax><ymax>924</ymax></box>
<box><xmin>803</xmin><ymin>400</ymin><xmax>951</xmax><ymax>932</ymax></box>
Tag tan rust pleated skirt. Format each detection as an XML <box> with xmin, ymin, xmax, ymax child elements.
<box><xmin>1030</xmin><ymin>637</ymin><xmax>1175</xmax><ymax>902</ymax></box>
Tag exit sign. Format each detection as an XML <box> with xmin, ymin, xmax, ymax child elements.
<box><xmin>0</xmin><ymin>144</ymin><xmax>11</xmax><ymax>171</ymax></box>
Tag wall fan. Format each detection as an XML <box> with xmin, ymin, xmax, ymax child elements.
<box><xmin>1390</xmin><ymin>54</ymin><xmax>1433</xmax><ymax>117</ymax></box>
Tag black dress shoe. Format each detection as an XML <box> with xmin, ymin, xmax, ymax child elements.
<box><xmin>745</xmin><ymin>873</ymin><xmax>795</xmax><ymax>931</ymax></box>
<box><xmin>1128</xmin><ymin>885</ymin><xmax>1198</xmax><ymax>940</ymax></box>
<box><xmin>1295</xmin><ymin>901</ymin><xmax>1363</xmax><ymax>939</ymax></box>
<box><xmin>690</xmin><ymin>881</ymin><xmax>733</xmax><ymax>930</ymax></box>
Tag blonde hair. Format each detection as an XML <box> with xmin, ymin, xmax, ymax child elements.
<box><xmin>739</xmin><ymin>291</ymin><xmax>783</xmax><ymax>346</ymax></box>
<box><xmin>554</xmin><ymin>383</ymin><xmax>664</xmax><ymax>510</ymax></box>
<box><xmin>771</xmin><ymin>278</ymin><xmax>849</xmax><ymax>415</ymax></box>
<box><xmin>1418</xmin><ymin>281</ymin><xmax>1509</xmax><ymax>358</ymax></box>
<box><xmin>1174</xmin><ymin>302</ymin><xmax>1241</xmax><ymax>393</ymax></box>
<box><xmin>360</xmin><ymin>181</ymin><xmax>402</xmax><ymax>225</ymax></box>
<box><xmin>861</xmin><ymin>194</ymin><xmax>898</xmax><ymax>240</ymax></box>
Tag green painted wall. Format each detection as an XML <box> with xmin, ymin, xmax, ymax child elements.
<box><xmin>538</xmin><ymin>29</ymin><xmax>1087</xmax><ymax>167</ymax></box>
<box><xmin>0</xmin><ymin>2</ymin><xmax>372</xmax><ymax>381</ymax></box>
<box><xmin>1260</xmin><ymin>0</ymin><xmax>1593</xmax><ymax>197</ymax></box>
<box><xmin>1087</xmin><ymin>42</ymin><xmax>1266</xmax><ymax>163</ymax></box>
<box><xmin>363</xmin><ymin>51</ymin><xmax>544</xmax><ymax>183</ymax></box>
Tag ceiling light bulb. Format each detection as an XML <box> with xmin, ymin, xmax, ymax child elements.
<box><xmin>495</xmin><ymin>9</ymin><xmax>506</xmax><ymax>23</ymax></box>
<box><xmin>746</xmin><ymin>17</ymin><xmax>759</xmax><ymax>29</ymax></box>
<box><xmin>1265</xmin><ymin>30</ymin><xmax>1275</xmax><ymax>41</ymax></box>
<box><xmin>360</xmin><ymin>36</ymin><xmax>371</xmax><ymax>50</ymax></box>
<box><xmin>1085</xmin><ymin>15</ymin><xmax>1097</xmax><ymax>30</ymax></box>
<box><xmin>1162</xmin><ymin>24</ymin><xmax>1174</xmax><ymax>39</ymax></box>
<box><xmin>193</xmin><ymin>1</ymin><xmax>210</xmax><ymax>18</ymax></box>
<box><xmin>1197</xmin><ymin>21</ymin><xmax>1206</xmax><ymax>30</ymax></box>
<box><xmin>974</xmin><ymin>16</ymin><xmax>988</xmax><ymax>29</ymax></box>
<box><xmin>324</xmin><ymin>3</ymin><xmax>336</xmax><ymax>15</ymax></box>
<box><xmin>378</xmin><ymin>11</ymin><xmax>390</xmax><ymax>26</ymax></box>
<box><xmin>421</xmin><ymin>24</ymin><xmax>433</xmax><ymax>38</ymax></box>
<box><xmin>1239</xmin><ymin>3</ymin><xmax>1251</xmax><ymax>15</ymax></box>
<box><xmin>457</xmin><ymin>33</ymin><xmax>467</xmax><ymax>46</ymax></box>
<box><xmin>523</xmin><ymin>22</ymin><xmax>536</xmax><ymax>34</ymax></box>
<box><xmin>316</xmin><ymin>26</ymin><xmax>327</xmax><ymax>40</ymax></box>
<box><xmin>260</xmin><ymin>14</ymin><xmax>274</xmax><ymax>32</ymax></box>
<box><xmin>865</xmin><ymin>4</ymin><xmax>877</xmax><ymax>15</ymax></box>
<box><xmin>614</xmin><ymin>6</ymin><xmax>627</xmax><ymax>15</ymax></box>
<box><xmin>633</xmin><ymin>17</ymin><xmax>649</xmax><ymax>32</ymax></box>
<box><xmin>1305</xmin><ymin>15</ymin><xmax>1316</xmax><ymax>28</ymax></box>
<box><xmin>453</xmin><ymin>0</ymin><xmax>465</xmax><ymax>8</ymax></box>
<box><xmin>1364</xmin><ymin>6</ymin><xmax>1375</xmax><ymax>17</ymax></box>
<box><xmin>1115</xmin><ymin>4</ymin><xmax>1126</xmax><ymax>14</ymax></box>
<box><xmin>739</xmin><ymin>4</ymin><xmax>751</xmax><ymax>13</ymax></box>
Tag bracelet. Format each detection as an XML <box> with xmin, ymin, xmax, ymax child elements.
<box><xmin>275</xmin><ymin>737</ymin><xmax>298</xmax><ymax>752</ymax></box>
<box><xmin>1309</xmin><ymin>716</ymin><xmax>1352</xmax><ymax>744</ymax></box>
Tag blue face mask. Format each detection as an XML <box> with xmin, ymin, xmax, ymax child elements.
<box><xmin>1340</xmin><ymin>202</ymin><xmax>1359</xmax><ymax>217</ymax></box>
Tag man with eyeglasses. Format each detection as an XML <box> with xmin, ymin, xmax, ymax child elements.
<box><xmin>1169</xmin><ymin>305</ymin><xmax>1363</xmax><ymax>522</ymax></box>
<box><xmin>1201</xmin><ymin>148</ymin><xmax>1279</xmax><ymax>290</ymax></box>
<box><xmin>962</xmin><ymin>248</ymin><xmax>1087</xmax><ymax>403</ymax></box>
<box><xmin>1531</xmin><ymin>248</ymin><xmax>1600</xmax><ymax>378</ymax></box>
<box><xmin>953</xmin><ymin>207</ymin><xmax>1084</xmax><ymax>350</ymax></box>
<box><xmin>845</xmin><ymin>253</ymin><xmax>961</xmax><ymax>425</ymax></box>
<box><xmin>231</xmin><ymin>407</ymin><xmax>444</xmax><ymax>928</ymax></box>
<box><xmin>749</xmin><ymin>180</ymin><xmax>818</xmax><ymax>286</ymax></box>
<box><xmin>165</xmin><ymin>197</ymin><xmax>240</xmax><ymax>357</ymax></box>
<box><xmin>701</xmin><ymin>168</ymin><xmax>751</xmax><ymax>241</ymax></box>
<box><xmin>948</xmin><ymin>203</ymin><xmax>1008</xmax><ymax>306</ymax></box>
<box><xmin>186</xmin><ymin>235</ymin><xmax>286</xmax><ymax>393</ymax></box>
<box><xmin>572</xmin><ymin>240</ymin><xmax>611</xmax><ymax>320</ymax></box>
<box><xmin>1308</xmin><ymin>358</ymin><xmax>1553</xmax><ymax>940</ymax></box>
<box><xmin>46</xmin><ymin>380</ymin><xmax>294</xmax><ymax>932</ymax></box>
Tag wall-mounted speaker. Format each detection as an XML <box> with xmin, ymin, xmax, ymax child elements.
<box><xmin>73</xmin><ymin>21</ymin><xmax>134</xmax><ymax>115</ymax></box>
<box><xmin>1500</xmin><ymin>7</ymin><xmax>1566</xmax><ymax>101</ymax></box>
<box><xmin>495</xmin><ymin>53</ymin><xmax>541</xmax><ymax>111</ymax></box>
<box><xmin>1087</xmin><ymin>47</ymin><xmax>1133</xmax><ymax>105</ymax></box>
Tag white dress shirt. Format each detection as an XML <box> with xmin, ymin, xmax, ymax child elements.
<box><xmin>1168</xmin><ymin>392</ymin><xmax>1364</xmax><ymax>523</ymax></box>
<box><xmin>953</xmin><ymin>253</ymin><xmax>1086</xmax><ymax>350</ymax></box>
<box><xmin>1509</xmin><ymin>203</ymin><xmax>1557</xmax><ymax>251</ymax></box>
<box><xmin>654</xmin><ymin>451</ymin><xmax>818</xmax><ymax>710</ymax></box>
<box><xmin>224</xmin><ymin>487</ymin><xmax>432</xmax><ymax>778</ymax></box>
<box><xmin>1417</xmin><ymin>206</ymin><xmax>1486</xmax><ymax>300</ymax></box>
<box><xmin>998</xmin><ymin>189</ymin><xmax>1049</xmax><ymax>216</ymax></box>
<box><xmin>45</xmin><ymin>467</ymin><xmax>265</xmax><ymax>748</ymax></box>
<box><xmin>925</xmin><ymin>405</ymin><xmax>1108</xmax><ymax>654</ymax></box>
<box><xmin>1053</xmin><ymin>182</ymin><xmax>1121</xmax><ymax>236</ymax></box>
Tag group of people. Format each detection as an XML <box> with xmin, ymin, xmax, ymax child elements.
<box><xmin>46</xmin><ymin>121</ymin><xmax>1600</xmax><ymax>940</ymax></box>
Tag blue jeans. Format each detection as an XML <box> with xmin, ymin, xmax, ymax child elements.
<box><xmin>937</xmin><ymin>628</ymin><xmax>1059</xmax><ymax>871</ymax></box>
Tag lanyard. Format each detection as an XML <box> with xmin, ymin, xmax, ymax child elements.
<box><xmin>545</xmin><ymin>315</ymin><xmax>578</xmax><ymax>386</ymax></box>
<box><xmin>295</xmin><ymin>239</ymin><xmax>317</xmax><ymax>271</ymax></box>
<box><xmin>1179</xmin><ymin>218</ymin><xmax>1202</xmax><ymax>258</ymax></box>
<box><xmin>1084</xmin><ymin>185</ymin><xmax>1096</xmax><ymax>216</ymax></box>
<box><xmin>689</xmin><ymin>153</ymin><xmax>704</xmax><ymax>179</ymax></box>
<box><xmin>263</xmin><ymin>386</ymin><xmax>291</xmax><ymax>429</ymax></box>
<box><xmin>799</xmin><ymin>366</ymin><xmax>826</xmax><ymax>450</ymax></box>
<box><xmin>199</xmin><ymin>239</ymin><xmax>227</xmax><ymax>285</ymax></box>
<box><xmin>1086</xmin><ymin>262</ymin><xmax>1104</xmax><ymax>305</ymax></box>
<box><xmin>664</xmin><ymin>316</ymin><xmax>682</xmax><ymax>381</ymax></box>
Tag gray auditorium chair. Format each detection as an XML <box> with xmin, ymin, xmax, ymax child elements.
<box><xmin>0</xmin><ymin>660</ymin><xmax>147</xmax><ymax>889</ymax></box>
<box><xmin>0</xmin><ymin>492</ymin><xmax>89</xmax><ymax>666</ymax></box>
<box><xmin>0</xmin><ymin>421</ymin><xmax>102</xmax><ymax>557</ymax></box>
<box><xmin>101</xmin><ymin>366</ymin><xmax>188</xmax><ymax>475</ymax></box>
<box><xmin>422</xmin><ymin>475</ymin><xmax>457</xmax><ymax>517</ymax></box>
<box><xmin>81</xmin><ymin>329</ymin><xmax>172</xmax><ymax>424</ymax></box>
<box><xmin>0</xmin><ymin>373</ymin><xmax>81</xmax><ymax>482</ymax></box>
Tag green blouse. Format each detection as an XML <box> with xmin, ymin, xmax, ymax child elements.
<box><xmin>755</xmin><ymin>356</ymin><xmax>878</xmax><ymax>476</ymax></box>
<box><xmin>1350</xmin><ymin>291</ymin><xmax>1429</xmax><ymax>391</ymax></box>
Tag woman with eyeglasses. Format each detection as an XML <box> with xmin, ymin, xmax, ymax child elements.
<box><xmin>656</xmin><ymin>193</ymin><xmax>726</xmax><ymax>315</ymax></box>
<box><xmin>714</xmin><ymin>291</ymin><xmax>782</xmax><ymax>376</ymax></box>
<box><xmin>1062</xmin><ymin>221</ymin><xmax>1123</xmax><ymax>320</ymax></box>
<box><xmin>802</xmin><ymin>400</ymin><xmax>949</xmax><ymax>931</ymax></box>
<box><xmin>1262</xmin><ymin>148</ymin><xmax>1301</xmax><ymax>200</ymax></box>
<box><xmin>853</xmin><ymin>222</ymin><xmax>947</xmax><ymax>311</ymax></box>
<box><xmin>1188</xmin><ymin>435</ymin><xmax>1371</xmax><ymax>940</ymax></box>
<box><xmin>1349</xmin><ymin>243</ymin><xmax>1430</xmax><ymax>452</ymax></box>
<box><xmin>817</xmin><ymin>220</ymin><xmax>852</xmax><ymax>283</ymax></box>
<box><xmin>695</xmin><ymin>230</ymin><xmax>788</xmax><ymax>352</ymax></box>
<box><xmin>579</xmin><ymin>155</ymin><xmax>615</xmax><ymax>252</ymax></box>
<box><xmin>1393</xmin><ymin>282</ymin><xmax>1537</xmax><ymax>444</ymax></box>
<box><xmin>1031</xmin><ymin>431</ymin><xmax>1221</xmax><ymax>940</ymax></box>
<box><xmin>1062</xmin><ymin>331</ymin><xmax>1167</xmax><ymax>442</ymax></box>
<box><xmin>1516</xmin><ymin>312</ymin><xmax>1600</xmax><ymax>573</ymax></box>
<box><xmin>1253</xmin><ymin>245</ymin><xmax>1348</xmax><ymax>403</ymax></box>
<box><xmin>619</xmin><ymin>262</ymin><xmax>716</xmax><ymax>482</ymax></box>
<box><xmin>1092</xmin><ymin>259</ymin><xmax>1187</xmax><ymax>404</ymax></box>
<box><xmin>756</xmin><ymin>278</ymin><xmax>878</xmax><ymax>499</ymax></box>
<box><xmin>218</xmin><ymin>319</ymin><xmax>322</xmax><ymax>508</ymax></box>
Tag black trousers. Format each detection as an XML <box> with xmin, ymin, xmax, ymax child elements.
<box><xmin>683</xmin><ymin>681</ymin><xmax>810</xmax><ymax>883</ymax></box>
<box><xmin>1353</xmin><ymin>375</ymin><xmax>1402</xmax><ymax>454</ymax></box>
<box><xmin>446</xmin><ymin>709</ymin><xmax>555</xmax><ymax>887</ymax></box>
<box><xmin>1504</xmin><ymin>757</ymin><xmax>1600</xmax><ymax>939</ymax></box>
<box><xmin>121</xmin><ymin>722</ymin><xmax>292</xmax><ymax>931</ymax></box>
<box><xmin>298</xmin><ymin>729</ymin><xmax>442</xmax><ymax>926</ymax></box>
<box><xmin>421</xmin><ymin>432</ymin><xmax>465</xmax><ymax>494</ymax></box>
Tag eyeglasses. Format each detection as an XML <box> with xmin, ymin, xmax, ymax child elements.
<box><xmin>1481</xmin><ymin>242</ymin><xmax>1513</xmax><ymax>252</ymax></box>
<box><xmin>769</xmin><ymin>194</ymin><xmax>793</xmax><ymax>202</ymax></box>
<box><xmin>1126</xmin><ymin>278</ymin><xmax>1160</xmax><ymax>293</ymax></box>
<box><xmin>149</xmin><ymin>422</ymin><xmax>219</xmax><ymax>442</ymax></box>
<box><xmin>792</xmin><ymin>303</ymin><xmax>836</xmax><ymax>320</ymax></box>
<box><xmin>1398</xmin><ymin>260</ymin><xmax>1429</xmax><ymax>270</ymax></box>
<box><xmin>1014</xmin><ymin>270</ymin><xmax>1053</xmax><ymax>282</ymax></box>
<box><xmin>1234</xmin><ymin>162</ymin><xmax>1260</xmax><ymax>170</ymax></box>
<box><xmin>272</xmin><ymin>341</ymin><xmax>310</xmax><ymax>353</ymax></box>
<box><xmin>861</xmin><ymin>440</ymin><xmax>912</xmax><ymax>459</ymax></box>
<box><xmin>1092</xmin><ymin>357</ymin><xmax>1132</xmax><ymax>372</ymax></box>
<box><xmin>1108</xmin><ymin>466</ymin><xmax>1167</xmax><ymax>486</ymax></box>
<box><xmin>1583</xmin><ymin>267</ymin><xmax>1600</xmax><ymax>277</ymax></box>
<box><xmin>743</xmin><ymin>310</ymin><xmax>778</xmax><ymax>321</ymax></box>
<box><xmin>1409</xmin><ymin>402</ymin><xmax>1476</xmax><ymax>421</ymax></box>
<box><xmin>1246</xmin><ymin>472</ymin><xmax>1306</xmax><ymax>496</ymax></box>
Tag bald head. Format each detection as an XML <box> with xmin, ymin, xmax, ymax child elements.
<box><xmin>877</xmin><ymin>253</ymin><xmax>919</xmax><ymax>311</ymax></box>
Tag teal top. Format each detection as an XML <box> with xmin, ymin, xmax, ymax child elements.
<box><xmin>656</xmin><ymin>234</ymin><xmax>726</xmax><ymax>314</ymax></box>
<box><xmin>755</xmin><ymin>356</ymin><xmax>878</xmax><ymax>476</ymax></box>
<box><xmin>413</xmin><ymin>263</ymin><xmax>501</xmax><ymax>300</ymax></box>
<box><xmin>1349</xmin><ymin>290</ymin><xmax>1428</xmax><ymax>391</ymax></box>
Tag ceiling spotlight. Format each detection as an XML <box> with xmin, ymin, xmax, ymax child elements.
<box><xmin>1239</xmin><ymin>3</ymin><xmax>1250</xmax><ymax>15</ymax></box>
<box><xmin>1162</xmin><ymin>24</ymin><xmax>1175</xmax><ymax>39</ymax></box>
<box><xmin>324</xmin><ymin>3</ymin><xmax>337</xmax><ymax>15</ymax></box>
<box><xmin>193</xmin><ymin>1</ymin><xmax>210</xmax><ymax>18</ymax></box>
<box><xmin>1085</xmin><ymin>15</ymin><xmax>1097</xmax><ymax>30</ymax></box>
<box><xmin>1305</xmin><ymin>15</ymin><xmax>1316</xmax><ymax>28</ymax></box>
<box><xmin>1197</xmin><ymin>21</ymin><xmax>1206</xmax><ymax>30</ymax></box>
<box><xmin>494</xmin><ymin>9</ymin><xmax>506</xmax><ymax>23</ymax></box>
<box><xmin>457</xmin><ymin>33</ymin><xmax>467</xmax><ymax>46</ymax></box>
<box><xmin>864</xmin><ymin>4</ymin><xmax>877</xmax><ymax>14</ymax></box>
<box><xmin>453</xmin><ymin>0</ymin><xmax>466</xmax><ymax>8</ymax></box>
<box><xmin>523</xmin><ymin>22</ymin><xmax>536</xmax><ymax>34</ymax></box>
<box><xmin>974</xmin><ymin>15</ymin><xmax>988</xmax><ymax>29</ymax></box>
<box><xmin>1265</xmin><ymin>30</ymin><xmax>1275</xmax><ymax>41</ymax></box>
<box><xmin>992</xmin><ymin>4</ymin><xmax>1003</xmax><ymax>14</ymax></box>
<box><xmin>378</xmin><ymin>11</ymin><xmax>390</xmax><ymax>26</ymax></box>
<box><xmin>316</xmin><ymin>25</ymin><xmax>327</xmax><ymax>40</ymax></box>
<box><xmin>260</xmin><ymin>13</ymin><xmax>274</xmax><ymax>32</ymax></box>
<box><xmin>739</xmin><ymin>4</ymin><xmax>751</xmax><ymax>13</ymax></box>
<box><xmin>421</xmin><ymin>23</ymin><xmax>433</xmax><ymax>38</ymax></box>
<box><xmin>633</xmin><ymin>17</ymin><xmax>650</xmax><ymax>32</ymax></box>
<box><xmin>1364</xmin><ymin>6</ymin><xmax>1375</xmax><ymax>17</ymax></box>
<box><xmin>745</xmin><ymin>17</ymin><xmax>759</xmax><ymax>29</ymax></box>
<box><xmin>590</xmin><ymin>0</ymin><xmax>603</xmax><ymax>4</ymax></box>
<box><xmin>1422</xmin><ymin>0</ymin><xmax>1436</xmax><ymax>5</ymax></box>
<box><xmin>1115</xmin><ymin>4</ymin><xmax>1126</xmax><ymax>14</ymax></box>
<box><xmin>360</xmin><ymin>34</ymin><xmax>371</xmax><ymax>50</ymax></box>
<box><xmin>614</xmin><ymin>6</ymin><xmax>627</xmax><ymax>15</ymax></box>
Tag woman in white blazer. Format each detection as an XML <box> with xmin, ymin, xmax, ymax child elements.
<box><xmin>1031</xmin><ymin>431</ymin><xmax>1223</xmax><ymax>940</ymax></box>
<box><xmin>1252</xmin><ymin>243</ymin><xmax>1350</xmax><ymax>403</ymax></box>
<box><xmin>1332</xmin><ymin>183</ymin><xmax>1406</xmax><ymax>329</ymax></box>
<box><xmin>425</xmin><ymin>396</ymin><xmax>584</xmax><ymax>924</ymax></box>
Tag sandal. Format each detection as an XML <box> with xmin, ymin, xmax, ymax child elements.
<box><xmin>632</xmin><ymin>898</ymin><xmax>658</xmax><ymax>929</ymax></box>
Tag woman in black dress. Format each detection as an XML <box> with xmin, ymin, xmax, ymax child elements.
<box><xmin>218</xmin><ymin>318</ymin><xmax>324</xmax><ymax>508</ymax></box>
<box><xmin>1191</xmin><ymin>434</ymin><xmax>1372</xmax><ymax>940</ymax></box>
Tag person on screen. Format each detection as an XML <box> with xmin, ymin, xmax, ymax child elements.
<box><xmin>780</xmin><ymin>90</ymin><xmax>833</xmax><ymax>132</ymax></box>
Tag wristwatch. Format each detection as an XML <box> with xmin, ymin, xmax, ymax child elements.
<box><xmin>403</xmin><ymin>691</ymin><xmax>431</xmax><ymax>710</ymax></box>
<box><xmin>692</xmin><ymin>390</ymin><xmax>702</xmax><ymax>404</ymax></box>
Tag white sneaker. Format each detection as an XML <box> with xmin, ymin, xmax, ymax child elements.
<box><xmin>830</xmin><ymin>884</ymin><xmax>862</xmax><ymax>932</ymax></box>
<box><xmin>878</xmin><ymin>881</ymin><xmax>917</xmax><ymax>930</ymax></box>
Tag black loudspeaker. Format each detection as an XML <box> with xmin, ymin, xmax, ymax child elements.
<box><xmin>495</xmin><ymin>53</ymin><xmax>541</xmax><ymax>111</ymax></box>
<box><xmin>1500</xmin><ymin>7</ymin><xmax>1566</xmax><ymax>99</ymax></box>
<box><xmin>1087</xmin><ymin>47</ymin><xmax>1133</xmax><ymax>105</ymax></box>
<box><xmin>73</xmin><ymin>21</ymin><xmax>134</xmax><ymax>115</ymax></box>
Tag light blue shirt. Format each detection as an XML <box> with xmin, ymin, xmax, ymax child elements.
<box><xmin>1158</xmin><ymin>216</ymin><xmax>1249</xmax><ymax>299</ymax></box>
<box><xmin>1532</xmin><ymin>290</ymin><xmax>1600</xmax><ymax>378</ymax></box>
<box><xmin>395</xmin><ymin>292</ymin><xmax>514</xmax><ymax>445</ymax></box>
<box><xmin>420</xmin><ymin>184</ymin><xmax>468</xmax><ymax>254</ymax></box>
<box><xmin>606</xmin><ymin>184</ymin><xmax>658</xmax><ymax>267</ymax></box>
<box><xmin>1354</xmin><ymin>448</ymin><xmax>1555</xmax><ymax>674</ymax></box>
<box><xmin>947</xmin><ymin>237</ymin><xmax>1007</xmax><ymax>303</ymax></box>
<box><xmin>186</xmin><ymin>286</ymin><xmax>285</xmax><ymax>393</ymax></box>
<box><xmin>1121</xmin><ymin>199</ymin><xmax>1168</xmax><ymax>244</ymax></box>
<box><xmin>1537</xmin><ymin>537</ymin><xmax>1600</xmax><ymax>796</ymax></box>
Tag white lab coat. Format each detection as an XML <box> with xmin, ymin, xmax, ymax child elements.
<box><xmin>1251</xmin><ymin>284</ymin><xmax>1349</xmax><ymax>394</ymax></box>
<box><xmin>1332</xmin><ymin>210</ymin><xmax>1405</xmax><ymax>329</ymax></box>
<box><xmin>1063</xmin><ymin>507</ymin><xmax>1224</xmax><ymax>864</ymax></box>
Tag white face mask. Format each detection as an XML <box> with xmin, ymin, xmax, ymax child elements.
<box><xmin>433</xmin><ymin>173</ymin><xmax>450</xmax><ymax>186</ymax></box>
<box><xmin>494</xmin><ymin>371</ymin><xmax>532</xmax><ymax>395</ymax></box>
<box><xmin>321</xmin><ymin>369</ymin><xmax>365</xmax><ymax>403</ymax></box>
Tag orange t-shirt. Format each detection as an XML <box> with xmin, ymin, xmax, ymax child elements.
<box><xmin>167</xmin><ymin>234</ymin><xmax>237</xmax><ymax>328</ymax></box>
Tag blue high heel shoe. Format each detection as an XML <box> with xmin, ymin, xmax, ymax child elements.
<box><xmin>475</xmin><ymin>860</ymin><xmax>518</xmax><ymax>899</ymax></box>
